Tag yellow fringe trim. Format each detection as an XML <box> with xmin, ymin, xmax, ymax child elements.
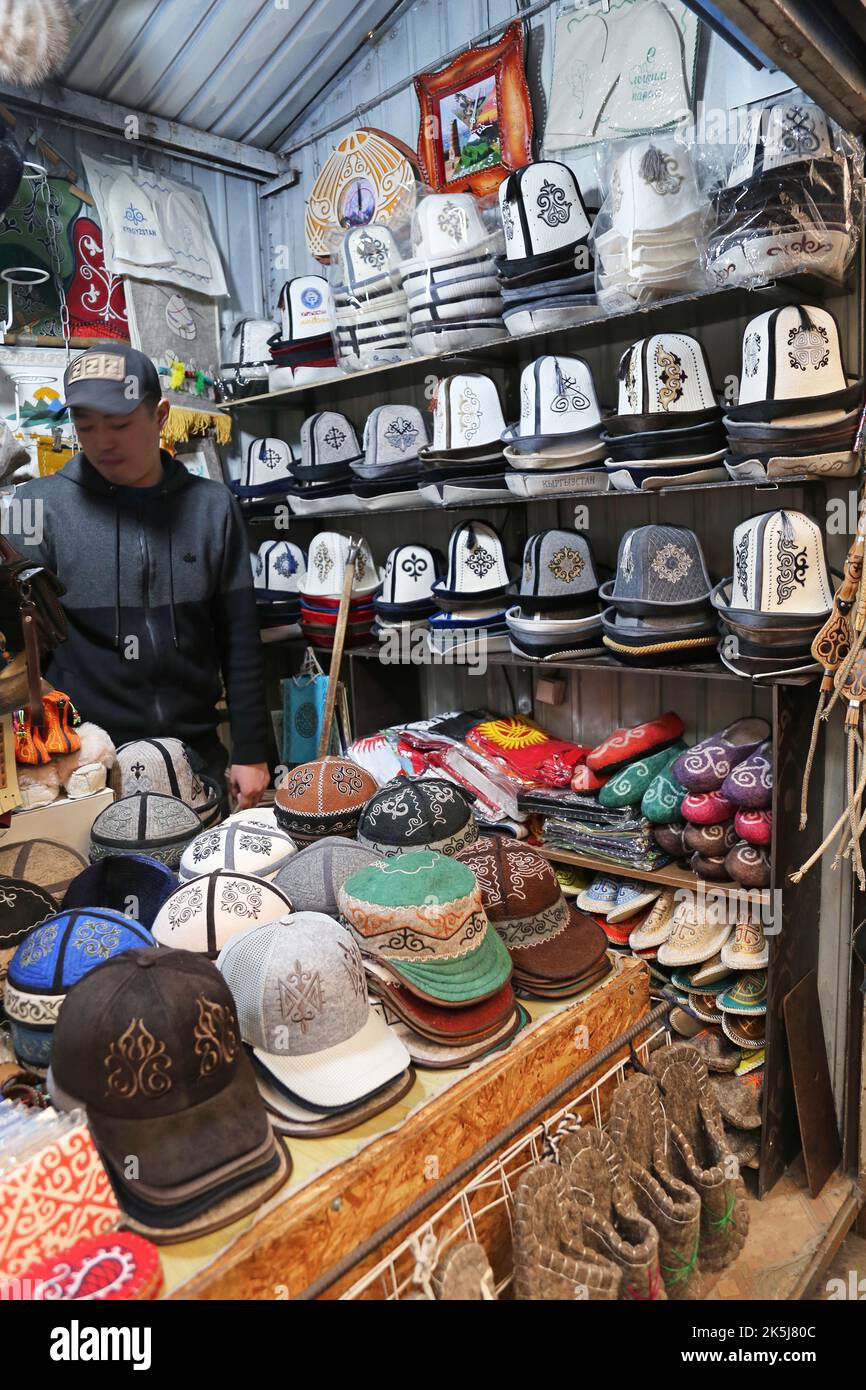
<box><xmin>162</xmin><ymin>405</ymin><xmax>232</xmax><ymax>446</ymax></box>
<box><xmin>602</xmin><ymin>635</ymin><xmax>718</xmax><ymax>656</ymax></box>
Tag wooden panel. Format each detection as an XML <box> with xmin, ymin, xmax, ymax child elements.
<box><xmin>538</xmin><ymin>845</ymin><xmax>770</xmax><ymax>907</ymax></box>
<box><xmin>171</xmin><ymin>958</ymin><xmax>649</xmax><ymax>1299</ymax></box>
<box><xmin>784</xmin><ymin>970</ymin><xmax>842</xmax><ymax>1197</ymax></box>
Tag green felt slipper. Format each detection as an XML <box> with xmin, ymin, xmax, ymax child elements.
<box><xmin>598</xmin><ymin>741</ymin><xmax>688</xmax><ymax>810</ymax></box>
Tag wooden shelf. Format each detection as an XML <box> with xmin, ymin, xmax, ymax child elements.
<box><xmin>537</xmin><ymin>843</ymin><xmax>770</xmax><ymax>907</ymax></box>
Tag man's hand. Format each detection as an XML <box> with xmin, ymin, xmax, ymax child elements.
<box><xmin>229</xmin><ymin>762</ymin><xmax>270</xmax><ymax>811</ymax></box>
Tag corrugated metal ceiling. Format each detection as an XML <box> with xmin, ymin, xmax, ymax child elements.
<box><xmin>61</xmin><ymin>0</ymin><xmax>405</xmax><ymax>151</ymax></box>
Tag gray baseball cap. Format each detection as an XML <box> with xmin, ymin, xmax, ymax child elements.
<box><xmin>216</xmin><ymin>912</ymin><xmax>410</xmax><ymax>1107</ymax></box>
<box><xmin>63</xmin><ymin>346</ymin><xmax>162</xmax><ymax>415</ymax></box>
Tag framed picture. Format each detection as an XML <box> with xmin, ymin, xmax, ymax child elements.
<box><xmin>414</xmin><ymin>22</ymin><xmax>533</xmax><ymax>197</ymax></box>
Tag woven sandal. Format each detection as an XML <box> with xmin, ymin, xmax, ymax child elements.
<box><xmin>648</xmin><ymin>1043</ymin><xmax>750</xmax><ymax>1272</ymax></box>
<box><xmin>512</xmin><ymin>1162</ymin><xmax>622</xmax><ymax>1300</ymax></box>
<box><xmin>433</xmin><ymin>1242</ymin><xmax>498</xmax><ymax>1300</ymax></box>
<box><xmin>559</xmin><ymin>1128</ymin><xmax>667</xmax><ymax>1301</ymax></box>
<box><xmin>608</xmin><ymin>1073</ymin><xmax>704</xmax><ymax>1300</ymax></box>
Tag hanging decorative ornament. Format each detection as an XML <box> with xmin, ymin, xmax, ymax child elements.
<box><xmin>304</xmin><ymin>127</ymin><xmax>418</xmax><ymax>263</ymax></box>
<box><xmin>65</xmin><ymin>216</ymin><xmax>128</xmax><ymax>340</ymax></box>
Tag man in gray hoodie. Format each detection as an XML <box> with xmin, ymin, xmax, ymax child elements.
<box><xmin>6</xmin><ymin>345</ymin><xmax>270</xmax><ymax>810</ymax></box>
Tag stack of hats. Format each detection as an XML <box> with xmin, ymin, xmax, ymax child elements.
<box><xmin>600</xmin><ymin>525</ymin><xmax>719</xmax><ymax>667</ymax></box>
<box><xmin>152</xmin><ymin>870</ymin><xmax>292</xmax><ymax>958</ymax></box>
<box><xmin>357</xmin><ymin>776</ymin><xmax>478</xmax><ymax>857</ymax></box>
<box><xmin>269</xmin><ymin>274</ymin><xmax>337</xmax><ymax>386</ymax></box>
<box><xmin>5</xmin><ymin>908</ymin><xmax>155</xmax><ymax>1068</ymax></box>
<box><xmin>0</xmin><ymin>875</ymin><xmax>58</xmax><ymax>1004</ymax></box>
<box><xmin>502</xmin><ymin>356</ymin><xmax>607</xmax><ymax>499</ymax></box>
<box><xmin>272</xmin><ymin>836</ymin><xmax>381</xmax><ymax>918</ymax></box>
<box><xmin>251</xmin><ymin>540</ymin><xmax>305</xmax><ymax>638</ymax></box>
<box><xmin>418</xmin><ymin>373</ymin><xmax>511</xmax><ymax>506</ymax></box>
<box><xmin>352</xmin><ymin>404</ymin><xmax>429</xmax><ymax>511</ymax></box>
<box><xmin>656</xmin><ymin>902</ymin><xmax>767</xmax><ymax>1052</ymax></box>
<box><xmin>113</xmin><ymin>737</ymin><xmax>222</xmax><ymax>827</ymax></box>
<box><xmin>603</xmin><ymin>334</ymin><xmax>727</xmax><ymax>491</ymax></box>
<box><xmin>178</xmin><ymin>818</ymin><xmax>298</xmax><ymax>883</ymax></box>
<box><xmin>218</xmin><ymin>913</ymin><xmax>414</xmax><ymax>1136</ymax></box>
<box><xmin>0</xmin><ymin>840</ymin><xmax>87</xmax><ymax>900</ymax></box>
<box><xmin>374</xmin><ymin>544</ymin><xmax>444</xmax><ymax>636</ymax></box>
<box><xmin>90</xmin><ymin>794</ymin><xmax>201</xmax><ymax>869</ymax></box>
<box><xmin>402</xmin><ymin>193</ymin><xmax>505</xmax><ymax>356</ymax></box>
<box><xmin>457</xmin><ymin>838</ymin><xmax>610</xmax><ymax>999</ymax></box>
<box><xmin>339</xmin><ymin>850</ymin><xmax>520</xmax><ymax>1069</ymax></box>
<box><xmin>710</xmin><ymin>509</ymin><xmax>832</xmax><ymax>679</ymax></box>
<box><xmin>708</xmin><ymin>100</ymin><xmax>855</xmax><ymax>291</ymax></box>
<box><xmin>274</xmin><ymin>756</ymin><xmax>378</xmax><ymax>845</ymax></box>
<box><xmin>496</xmin><ymin>162</ymin><xmax>597</xmax><ymax>333</ymax></box>
<box><xmin>61</xmin><ymin>855</ymin><xmax>176</xmax><ymax>930</ymax></box>
<box><xmin>671</xmin><ymin>722</ymin><xmax>772</xmax><ymax>887</ymax></box>
<box><xmin>334</xmin><ymin>226</ymin><xmax>409</xmax><ymax>369</ymax></box>
<box><xmin>724</xmin><ymin>305</ymin><xmax>861</xmax><ymax>482</ymax></box>
<box><xmin>593</xmin><ymin>136</ymin><xmax>709</xmax><ymax>307</ymax></box>
<box><xmin>49</xmin><ymin>947</ymin><xmax>290</xmax><ymax>1240</ymax></box>
<box><xmin>428</xmin><ymin>520</ymin><xmax>514</xmax><ymax>657</ymax></box>
<box><xmin>229</xmin><ymin>437</ymin><xmax>295</xmax><ymax>511</ymax></box>
<box><xmin>299</xmin><ymin>532</ymin><xmax>381</xmax><ymax>650</ymax></box>
<box><xmin>284</xmin><ymin>412</ymin><xmax>363</xmax><ymax>516</ymax></box>
<box><xmin>505</xmin><ymin>530</ymin><xmax>605</xmax><ymax>661</ymax></box>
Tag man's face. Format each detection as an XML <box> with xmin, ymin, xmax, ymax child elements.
<box><xmin>72</xmin><ymin>398</ymin><xmax>169</xmax><ymax>486</ymax></box>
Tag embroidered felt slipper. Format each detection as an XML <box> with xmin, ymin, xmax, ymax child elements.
<box><xmin>432</xmin><ymin>1242</ymin><xmax>498</xmax><ymax>1300</ymax></box>
<box><xmin>669</xmin><ymin>1006</ymin><xmax>705</xmax><ymax>1037</ymax></box>
<box><xmin>554</xmin><ymin>865</ymin><xmax>591</xmax><ymax>897</ymax></box>
<box><xmin>721</xmin><ymin>919</ymin><xmax>769</xmax><ymax>970</ymax></box>
<box><xmin>717</xmin><ymin>970</ymin><xmax>767</xmax><ymax>1015</ymax></box>
<box><xmin>722</xmin><ymin>1012</ymin><xmax>765</xmax><ymax>1049</ymax></box>
<box><xmin>689</xmin><ymin>954</ymin><xmax>734</xmax><ymax>989</ymax></box>
<box><xmin>586</xmin><ymin>711</ymin><xmax>685</xmax><ymax>775</ymax></box>
<box><xmin>641</xmin><ymin>759</ymin><xmax>688</xmax><ymax>825</ymax></box>
<box><xmin>710</xmin><ymin>1070</ymin><xmax>763</xmax><ymax>1130</ymax></box>
<box><xmin>599</xmin><ymin>741</ymin><xmax>688</xmax><ymax>808</ymax></box>
<box><xmin>689</xmin><ymin>992</ymin><xmax>726</xmax><ymax>1024</ymax></box>
<box><xmin>724</xmin><ymin>842</ymin><xmax>770</xmax><ymax>888</ymax></box>
<box><xmin>576</xmin><ymin>875</ymin><xmax>620</xmax><ymax>916</ymax></box>
<box><xmin>570</xmin><ymin>763</ymin><xmax>608</xmax><ymax>793</ymax></box>
<box><xmin>607</xmin><ymin>879</ymin><xmax>662</xmax><ymax>924</ymax></box>
<box><xmin>689</xmin><ymin>1026</ymin><xmax>742</xmax><ymax>1073</ymax></box>
<box><xmin>684</xmin><ymin>820</ymin><xmax>738</xmax><ymax>857</ymax></box>
<box><xmin>734</xmin><ymin>809</ymin><xmax>772</xmax><ymax>846</ymax></box>
<box><xmin>657</xmin><ymin>901</ymin><xmax>733</xmax><ymax>967</ymax></box>
<box><xmin>628</xmin><ymin>889</ymin><xmax>676</xmax><ymax>950</ymax></box>
<box><xmin>690</xmin><ymin>850</ymin><xmax>730</xmax><ymax>881</ymax></box>
<box><xmin>720</xmin><ymin>741</ymin><xmax>773</xmax><ymax>809</ymax></box>
<box><xmin>681</xmin><ymin>790</ymin><xmax>734</xmax><ymax>825</ymax></box>
<box><xmin>671</xmin><ymin>969</ymin><xmax>738</xmax><ymax>997</ymax></box>
<box><xmin>671</xmin><ymin>718</ymin><xmax>771</xmax><ymax>793</ymax></box>
<box><xmin>653</xmin><ymin>822</ymin><xmax>688</xmax><ymax>858</ymax></box>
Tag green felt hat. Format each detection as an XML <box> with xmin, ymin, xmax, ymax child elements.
<box><xmin>598</xmin><ymin>741</ymin><xmax>688</xmax><ymax>810</ymax></box>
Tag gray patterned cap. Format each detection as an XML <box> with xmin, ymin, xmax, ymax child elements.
<box><xmin>273</xmin><ymin>836</ymin><xmax>382</xmax><ymax>917</ymax></box>
<box><xmin>90</xmin><ymin>794</ymin><xmax>201</xmax><ymax>869</ymax></box>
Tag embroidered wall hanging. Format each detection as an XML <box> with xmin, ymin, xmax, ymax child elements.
<box><xmin>304</xmin><ymin>127</ymin><xmax>418</xmax><ymax>263</ymax></box>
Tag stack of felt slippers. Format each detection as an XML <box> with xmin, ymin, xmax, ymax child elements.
<box><xmin>418</xmin><ymin>373</ymin><xmax>511</xmax><ymax>506</ymax></box>
<box><xmin>575</xmin><ymin>873</ymin><xmax>662</xmax><ymax>953</ymax></box>
<box><xmin>670</xmin><ymin>719</ymin><xmax>772</xmax><ymax>887</ymax></box>
<box><xmin>299</xmin><ymin>532</ymin><xmax>381</xmax><ymax>650</ymax></box>
<box><xmin>501</xmin><ymin>355</ymin><xmax>606</xmax><ymax>498</ymax></box>
<box><xmin>427</xmin><ymin>520</ymin><xmax>515</xmax><ymax>658</ymax></box>
<box><xmin>457</xmin><ymin>837</ymin><xmax>611</xmax><ymax>999</ymax></box>
<box><xmin>496</xmin><ymin>162</ymin><xmax>597</xmax><ymax>334</ymax></box>
<box><xmin>338</xmin><ymin>850</ymin><xmax>523</xmax><ymax>1069</ymax></box>
<box><xmin>711</xmin><ymin>508</ymin><xmax>833</xmax><ymax>681</ymax></box>
<box><xmin>285</xmin><ymin>411</ymin><xmax>363</xmax><ymax>516</ymax></box>
<box><xmin>656</xmin><ymin>899</ymin><xmax>768</xmax><ymax>1052</ymax></box>
<box><xmin>600</xmin><ymin>526</ymin><xmax>719</xmax><ymax>667</ymax></box>
<box><xmin>602</xmin><ymin>333</ymin><xmax>727</xmax><ymax>492</ymax></box>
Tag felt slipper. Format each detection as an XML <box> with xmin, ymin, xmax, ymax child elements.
<box><xmin>586</xmin><ymin>711</ymin><xmax>685</xmax><ymax>775</ymax></box>
<box><xmin>669</xmin><ymin>1006</ymin><xmax>705</xmax><ymax>1037</ymax></box>
<box><xmin>689</xmin><ymin>992</ymin><xmax>726</xmax><ymax>1024</ymax></box>
<box><xmin>671</xmin><ymin>718</ymin><xmax>770</xmax><ymax>793</ymax></box>
<box><xmin>734</xmin><ymin>809</ymin><xmax>772</xmax><ymax>846</ymax></box>
<box><xmin>721</xmin><ymin>919</ymin><xmax>769</xmax><ymax>970</ymax></box>
<box><xmin>688</xmin><ymin>1026</ymin><xmax>742</xmax><ymax>1073</ymax></box>
<box><xmin>433</xmin><ymin>1242</ymin><xmax>498</xmax><ymax>1300</ymax></box>
<box><xmin>607</xmin><ymin>880</ymin><xmax>662</xmax><ymax>924</ymax></box>
<box><xmin>725</xmin><ymin>842</ymin><xmax>770</xmax><ymax>888</ymax></box>
<box><xmin>653</xmin><ymin>822</ymin><xmax>687</xmax><ymax>858</ymax></box>
<box><xmin>710</xmin><ymin>1070</ymin><xmax>763</xmax><ymax>1129</ymax></box>
<box><xmin>720</xmin><ymin>741</ymin><xmax>773</xmax><ymax>809</ymax></box>
<box><xmin>717</xmin><ymin>970</ymin><xmax>767</xmax><ymax>1015</ymax></box>
<box><xmin>657</xmin><ymin>901</ymin><xmax>733</xmax><ymax>967</ymax></box>
<box><xmin>642</xmin><ymin>760</ymin><xmax>688</xmax><ymax>825</ymax></box>
<box><xmin>554</xmin><ymin>865</ymin><xmax>591</xmax><ymax>897</ymax></box>
<box><xmin>721</xmin><ymin>1013</ymin><xmax>766</xmax><ymax>1049</ymax></box>
<box><xmin>691</xmin><ymin>851</ymin><xmax>732</xmax><ymax>881</ymax></box>
<box><xmin>599</xmin><ymin>741</ymin><xmax>688</xmax><ymax>809</ymax></box>
<box><xmin>576</xmin><ymin>875</ymin><xmax>620</xmax><ymax>916</ymax></box>
<box><xmin>571</xmin><ymin>764</ymin><xmax>608</xmax><ymax>793</ymax></box>
<box><xmin>689</xmin><ymin>954</ymin><xmax>734</xmax><ymax>989</ymax></box>
<box><xmin>628</xmin><ymin>889</ymin><xmax>676</xmax><ymax>950</ymax></box>
<box><xmin>681</xmin><ymin>790</ymin><xmax>734</xmax><ymax>825</ymax></box>
<box><xmin>683</xmin><ymin>820</ymin><xmax>738</xmax><ymax>857</ymax></box>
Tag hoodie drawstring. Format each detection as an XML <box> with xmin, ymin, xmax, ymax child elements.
<box><xmin>113</xmin><ymin>503</ymin><xmax>121</xmax><ymax>652</ymax></box>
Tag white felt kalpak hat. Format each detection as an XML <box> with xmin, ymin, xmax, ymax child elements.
<box><xmin>300</xmin><ymin>412</ymin><xmax>362</xmax><ymax>471</ymax></box>
<box><xmin>377</xmin><ymin>545</ymin><xmax>442</xmax><ymax>613</ymax></box>
<box><xmin>231</xmin><ymin>437</ymin><xmax>295</xmax><ymax>499</ymax></box>
<box><xmin>503</xmin><ymin>355</ymin><xmax>602</xmax><ymax>450</ymax></box>
<box><xmin>609</xmin><ymin>137</ymin><xmax>705</xmax><ymax>237</ymax></box>
<box><xmin>253</xmin><ymin>540</ymin><xmax>306</xmax><ymax>599</ymax></box>
<box><xmin>432</xmin><ymin>520</ymin><xmax>512</xmax><ymax>603</ymax></box>
<box><xmin>617</xmin><ymin>334</ymin><xmax>717</xmax><ymax>416</ymax></box>
<box><xmin>363</xmin><ymin>405</ymin><xmax>428</xmax><ymax>469</ymax></box>
<box><xmin>727</xmin><ymin>101</ymin><xmax>834</xmax><ymax>187</ymax></box>
<box><xmin>277</xmin><ymin>275</ymin><xmax>334</xmax><ymax>342</ymax></box>
<box><xmin>726</xmin><ymin>509</ymin><xmax>833</xmax><ymax>616</ymax></box>
<box><xmin>429</xmin><ymin>374</ymin><xmax>506</xmax><ymax>451</ymax></box>
<box><xmin>413</xmin><ymin>192</ymin><xmax>489</xmax><ymax>260</ymax></box>
<box><xmin>729</xmin><ymin>305</ymin><xmax>856</xmax><ymax>423</ymax></box>
<box><xmin>498</xmin><ymin>161</ymin><xmax>591</xmax><ymax>261</ymax></box>
<box><xmin>340</xmin><ymin>224</ymin><xmax>402</xmax><ymax>295</ymax></box>
<box><xmin>303</xmin><ymin>531</ymin><xmax>381</xmax><ymax>598</ymax></box>
<box><xmin>179</xmin><ymin>820</ymin><xmax>298</xmax><ymax>883</ymax></box>
<box><xmin>153</xmin><ymin>871</ymin><xmax>293</xmax><ymax>957</ymax></box>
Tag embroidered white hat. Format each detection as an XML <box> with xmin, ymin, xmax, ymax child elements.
<box><xmin>340</xmin><ymin>224</ymin><xmax>402</xmax><ymax>295</ymax></box>
<box><xmin>413</xmin><ymin>193</ymin><xmax>489</xmax><ymax>260</ymax></box>
<box><xmin>302</xmin><ymin>531</ymin><xmax>381</xmax><ymax>598</ymax></box>
<box><xmin>617</xmin><ymin>334</ymin><xmax>717</xmax><ymax>416</ymax></box>
<box><xmin>503</xmin><ymin>355</ymin><xmax>602</xmax><ymax>449</ymax></box>
<box><xmin>376</xmin><ymin>545</ymin><xmax>443</xmax><ymax>615</ymax></box>
<box><xmin>431</xmin><ymin>520</ymin><xmax>512</xmax><ymax>604</ymax></box>
<box><xmin>179</xmin><ymin>820</ymin><xmax>298</xmax><ymax>883</ymax></box>
<box><xmin>429</xmin><ymin>374</ymin><xmax>506</xmax><ymax>452</ymax></box>
<box><xmin>253</xmin><ymin>540</ymin><xmax>306</xmax><ymax>599</ymax></box>
<box><xmin>362</xmin><ymin>405</ymin><xmax>428</xmax><ymax>470</ymax></box>
<box><xmin>107</xmin><ymin>172</ymin><xmax>172</xmax><ymax>268</ymax></box>
<box><xmin>277</xmin><ymin>275</ymin><xmax>334</xmax><ymax>342</ymax></box>
<box><xmin>726</xmin><ymin>510</ymin><xmax>832</xmax><ymax>616</ymax></box>
<box><xmin>299</xmin><ymin>412</ymin><xmax>362</xmax><ymax>474</ymax></box>
<box><xmin>727</xmin><ymin>101</ymin><xmax>834</xmax><ymax>187</ymax></box>
<box><xmin>231</xmin><ymin>437</ymin><xmax>295</xmax><ymax>499</ymax></box>
<box><xmin>153</xmin><ymin>871</ymin><xmax>293</xmax><ymax>958</ymax></box>
<box><xmin>498</xmin><ymin>161</ymin><xmax>591</xmax><ymax>262</ymax></box>
<box><xmin>730</xmin><ymin>305</ymin><xmax>855</xmax><ymax>422</ymax></box>
<box><xmin>609</xmin><ymin>136</ymin><xmax>706</xmax><ymax>237</ymax></box>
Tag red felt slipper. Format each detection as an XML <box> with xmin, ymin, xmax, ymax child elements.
<box><xmin>570</xmin><ymin>763</ymin><xmax>608</xmax><ymax>793</ymax></box>
<box><xmin>734</xmin><ymin>809</ymin><xmax>772</xmax><ymax>847</ymax></box>
<box><xmin>681</xmin><ymin>790</ymin><xmax>734</xmax><ymax>825</ymax></box>
<box><xmin>586</xmin><ymin>711</ymin><xmax>684</xmax><ymax>775</ymax></box>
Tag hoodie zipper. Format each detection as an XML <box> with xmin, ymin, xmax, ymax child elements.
<box><xmin>137</xmin><ymin>508</ymin><xmax>167</xmax><ymax>728</ymax></box>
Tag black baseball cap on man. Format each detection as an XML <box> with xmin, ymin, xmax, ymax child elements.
<box><xmin>63</xmin><ymin>346</ymin><xmax>162</xmax><ymax>416</ymax></box>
